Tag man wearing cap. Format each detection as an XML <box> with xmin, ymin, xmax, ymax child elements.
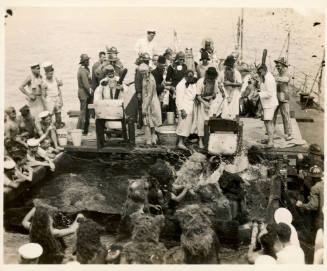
<box><xmin>19</xmin><ymin>63</ymin><xmax>45</xmax><ymax>118</ymax></box>
<box><xmin>297</xmin><ymin>165</ymin><xmax>324</xmax><ymax>232</ymax></box>
<box><xmin>4</xmin><ymin>160</ymin><xmax>22</xmax><ymax>188</ymax></box>
<box><xmin>17</xmin><ymin>105</ymin><xmax>38</xmax><ymax>139</ymax></box>
<box><xmin>91</xmin><ymin>51</ymin><xmax>107</xmax><ymax>90</ymax></box>
<box><xmin>36</xmin><ymin>111</ymin><xmax>63</xmax><ymax>151</ymax></box>
<box><xmin>26</xmin><ymin>138</ymin><xmax>55</xmax><ymax>171</ymax></box>
<box><xmin>273</xmin><ymin>57</ymin><xmax>292</xmax><ymax>141</ymax></box>
<box><xmin>298</xmin><ymin>143</ymin><xmax>324</xmax><ymax>172</ymax></box>
<box><xmin>176</xmin><ymin>70</ymin><xmax>198</xmax><ymax>150</ymax></box>
<box><xmin>166</xmin><ymin>52</ymin><xmax>188</xmax><ymax>115</ymax></box>
<box><xmin>256</xmin><ymin>64</ymin><xmax>279</xmax><ymax>147</ymax></box>
<box><xmin>151</xmin><ymin>55</ymin><xmax>167</xmax><ymax>121</ymax></box>
<box><xmin>42</xmin><ymin>63</ymin><xmax>64</xmax><ymax>129</ymax></box>
<box><xmin>4</xmin><ymin>106</ymin><xmax>27</xmax><ymax>147</ymax></box>
<box><xmin>139</xmin><ymin>63</ymin><xmax>162</xmax><ymax>145</ymax></box>
<box><xmin>77</xmin><ymin>54</ymin><xmax>93</xmax><ymax>135</ymax></box>
<box><xmin>135</xmin><ymin>30</ymin><xmax>158</xmax><ymax>59</ymax></box>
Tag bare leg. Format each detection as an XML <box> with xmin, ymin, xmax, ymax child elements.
<box><xmin>55</xmin><ymin>112</ymin><xmax>62</xmax><ymax>129</ymax></box>
<box><xmin>177</xmin><ymin>136</ymin><xmax>188</xmax><ymax>150</ymax></box>
<box><xmin>199</xmin><ymin>136</ymin><xmax>204</xmax><ymax>149</ymax></box>
<box><xmin>144</xmin><ymin>125</ymin><xmax>152</xmax><ymax>145</ymax></box>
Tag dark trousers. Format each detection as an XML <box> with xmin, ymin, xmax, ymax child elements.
<box><xmin>137</xmin><ymin>98</ymin><xmax>143</xmax><ymax>128</ymax></box>
<box><xmin>96</xmin><ymin>119</ymin><xmax>106</xmax><ymax>148</ymax></box>
<box><xmin>76</xmin><ymin>97</ymin><xmax>90</xmax><ymax>134</ymax></box>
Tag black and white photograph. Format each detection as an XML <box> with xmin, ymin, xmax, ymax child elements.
<box><xmin>1</xmin><ymin>0</ymin><xmax>326</xmax><ymax>266</ymax></box>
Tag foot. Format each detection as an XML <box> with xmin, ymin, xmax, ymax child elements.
<box><xmin>82</xmin><ymin>132</ymin><xmax>88</xmax><ymax>136</ymax></box>
<box><xmin>285</xmin><ymin>135</ymin><xmax>293</xmax><ymax>141</ymax></box>
<box><xmin>261</xmin><ymin>139</ymin><xmax>269</xmax><ymax>144</ymax></box>
<box><xmin>266</xmin><ymin>142</ymin><xmax>274</xmax><ymax>148</ymax></box>
<box><xmin>177</xmin><ymin>143</ymin><xmax>188</xmax><ymax>150</ymax></box>
<box><xmin>151</xmin><ymin>133</ymin><xmax>158</xmax><ymax>145</ymax></box>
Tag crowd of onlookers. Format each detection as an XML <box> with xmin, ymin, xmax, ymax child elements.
<box><xmin>76</xmin><ymin>31</ymin><xmax>294</xmax><ymax>149</ymax></box>
<box><xmin>4</xmin><ymin>106</ymin><xmax>63</xmax><ymax>190</ymax></box>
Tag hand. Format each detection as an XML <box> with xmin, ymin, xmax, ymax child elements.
<box><xmin>296</xmin><ymin>200</ymin><xmax>303</xmax><ymax>207</ymax></box>
<box><xmin>117</xmin><ymin>84</ymin><xmax>123</xmax><ymax>90</ymax></box>
<box><xmin>180</xmin><ymin>109</ymin><xmax>187</xmax><ymax>120</ymax></box>
<box><xmin>28</xmin><ymin>93</ymin><xmax>36</xmax><ymax>101</ymax></box>
<box><xmin>203</xmin><ymin>101</ymin><xmax>210</xmax><ymax>110</ymax></box>
<box><xmin>137</xmin><ymin>93</ymin><xmax>142</xmax><ymax>100</ymax></box>
<box><xmin>299</xmin><ymin>170</ymin><xmax>305</xmax><ymax>179</ymax></box>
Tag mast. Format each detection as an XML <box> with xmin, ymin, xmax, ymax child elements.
<box><xmin>285</xmin><ymin>30</ymin><xmax>290</xmax><ymax>61</ymax></box>
<box><xmin>240</xmin><ymin>8</ymin><xmax>244</xmax><ymax>62</ymax></box>
<box><xmin>317</xmin><ymin>48</ymin><xmax>325</xmax><ymax>109</ymax></box>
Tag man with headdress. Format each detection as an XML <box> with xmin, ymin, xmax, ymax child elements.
<box><xmin>193</xmin><ymin>67</ymin><xmax>218</xmax><ymax>148</ymax></box>
<box><xmin>134</xmin><ymin>52</ymin><xmax>151</xmax><ymax>129</ymax></box>
<box><xmin>42</xmin><ymin>62</ymin><xmax>64</xmax><ymax>129</ymax></box>
<box><xmin>19</xmin><ymin>63</ymin><xmax>45</xmax><ymax>118</ymax></box>
<box><xmin>196</xmin><ymin>51</ymin><xmax>215</xmax><ymax>78</ymax></box>
<box><xmin>135</xmin><ymin>30</ymin><xmax>158</xmax><ymax>59</ymax></box>
<box><xmin>256</xmin><ymin>64</ymin><xmax>279</xmax><ymax>147</ymax></box>
<box><xmin>139</xmin><ymin>63</ymin><xmax>162</xmax><ymax>145</ymax></box>
<box><xmin>93</xmin><ymin>65</ymin><xmax>125</xmax><ymax>148</ymax></box>
<box><xmin>151</xmin><ymin>55</ymin><xmax>167</xmax><ymax>121</ymax></box>
<box><xmin>217</xmin><ymin>55</ymin><xmax>242</xmax><ymax>120</ymax></box>
<box><xmin>176</xmin><ymin>70</ymin><xmax>198</xmax><ymax>150</ymax></box>
<box><xmin>76</xmin><ymin>54</ymin><xmax>93</xmax><ymax>135</ymax></box>
<box><xmin>199</xmin><ymin>38</ymin><xmax>218</xmax><ymax>65</ymax></box>
<box><xmin>166</xmin><ymin>51</ymin><xmax>188</xmax><ymax>116</ymax></box>
<box><xmin>273</xmin><ymin>57</ymin><xmax>293</xmax><ymax>141</ymax></box>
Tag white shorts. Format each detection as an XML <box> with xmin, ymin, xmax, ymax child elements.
<box><xmin>263</xmin><ymin>106</ymin><xmax>277</xmax><ymax>121</ymax></box>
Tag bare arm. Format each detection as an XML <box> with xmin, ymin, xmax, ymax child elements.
<box><xmin>18</xmin><ymin>76</ymin><xmax>32</xmax><ymax>97</ymax></box>
<box><xmin>51</xmin><ymin>214</ymin><xmax>83</xmax><ymax>238</ymax></box>
<box><xmin>22</xmin><ymin>207</ymin><xmax>36</xmax><ymax>231</ymax></box>
<box><xmin>171</xmin><ymin>186</ymin><xmax>189</xmax><ymax>202</ymax></box>
<box><xmin>15</xmin><ymin>167</ymin><xmax>33</xmax><ymax>182</ymax></box>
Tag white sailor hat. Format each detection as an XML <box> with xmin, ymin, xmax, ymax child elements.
<box><xmin>38</xmin><ymin>111</ymin><xmax>50</xmax><ymax>119</ymax></box>
<box><xmin>254</xmin><ymin>255</ymin><xmax>276</xmax><ymax>264</ymax></box>
<box><xmin>139</xmin><ymin>63</ymin><xmax>150</xmax><ymax>72</ymax></box>
<box><xmin>30</xmin><ymin>63</ymin><xmax>40</xmax><ymax>68</ymax></box>
<box><xmin>274</xmin><ymin>207</ymin><xmax>293</xmax><ymax>225</ymax></box>
<box><xmin>18</xmin><ymin>243</ymin><xmax>43</xmax><ymax>260</ymax></box>
<box><xmin>4</xmin><ymin>160</ymin><xmax>16</xmax><ymax>170</ymax></box>
<box><xmin>27</xmin><ymin>138</ymin><xmax>40</xmax><ymax>147</ymax></box>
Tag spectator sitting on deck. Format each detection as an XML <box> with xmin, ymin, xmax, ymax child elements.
<box><xmin>36</xmin><ymin>111</ymin><xmax>63</xmax><ymax>151</ymax></box>
<box><xmin>26</xmin><ymin>138</ymin><xmax>55</xmax><ymax>172</ymax></box>
<box><xmin>247</xmin><ymin>221</ymin><xmax>278</xmax><ymax>264</ymax></box>
<box><xmin>39</xmin><ymin>138</ymin><xmax>60</xmax><ymax>159</ymax></box>
<box><xmin>3</xmin><ymin>159</ymin><xmax>30</xmax><ymax>188</ymax></box>
<box><xmin>22</xmin><ymin>199</ymin><xmax>84</xmax><ymax>264</ymax></box>
<box><xmin>274</xmin><ymin>208</ymin><xmax>300</xmax><ymax>246</ymax></box>
<box><xmin>273</xmin><ymin>222</ymin><xmax>305</xmax><ymax>264</ymax></box>
<box><xmin>4</xmin><ymin>106</ymin><xmax>28</xmax><ymax>148</ymax></box>
<box><xmin>10</xmin><ymin>146</ymin><xmax>33</xmax><ymax>183</ymax></box>
<box><xmin>17</xmin><ymin>105</ymin><xmax>39</xmax><ymax>140</ymax></box>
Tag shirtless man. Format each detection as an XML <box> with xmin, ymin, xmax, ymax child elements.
<box><xmin>4</xmin><ymin>107</ymin><xmax>27</xmax><ymax>147</ymax></box>
<box><xmin>3</xmin><ymin>160</ymin><xmax>30</xmax><ymax>189</ymax></box>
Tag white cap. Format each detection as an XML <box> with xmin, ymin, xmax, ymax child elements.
<box><xmin>255</xmin><ymin>255</ymin><xmax>276</xmax><ymax>264</ymax></box>
<box><xmin>27</xmin><ymin>138</ymin><xmax>40</xmax><ymax>147</ymax></box>
<box><xmin>38</xmin><ymin>111</ymin><xmax>50</xmax><ymax>119</ymax></box>
<box><xmin>30</xmin><ymin>63</ymin><xmax>40</xmax><ymax>68</ymax></box>
<box><xmin>4</xmin><ymin>160</ymin><xmax>16</xmax><ymax>170</ymax></box>
<box><xmin>18</xmin><ymin>243</ymin><xmax>43</xmax><ymax>259</ymax></box>
<box><xmin>274</xmin><ymin>208</ymin><xmax>293</xmax><ymax>225</ymax></box>
<box><xmin>42</xmin><ymin>61</ymin><xmax>52</xmax><ymax>68</ymax></box>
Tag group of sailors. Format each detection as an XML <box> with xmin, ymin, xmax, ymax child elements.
<box><xmin>75</xmin><ymin>30</ymin><xmax>294</xmax><ymax>149</ymax></box>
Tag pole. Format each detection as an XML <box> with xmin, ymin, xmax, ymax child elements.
<box><xmin>285</xmin><ymin>31</ymin><xmax>290</xmax><ymax>61</ymax></box>
<box><xmin>240</xmin><ymin>8</ymin><xmax>244</xmax><ymax>62</ymax></box>
<box><xmin>317</xmin><ymin>48</ymin><xmax>325</xmax><ymax>109</ymax></box>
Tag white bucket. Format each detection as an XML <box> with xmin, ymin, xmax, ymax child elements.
<box><xmin>167</xmin><ymin>112</ymin><xmax>175</xmax><ymax>125</ymax></box>
<box><xmin>57</xmin><ymin>129</ymin><xmax>68</xmax><ymax>146</ymax></box>
<box><xmin>71</xmin><ymin>129</ymin><xmax>83</xmax><ymax>146</ymax></box>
